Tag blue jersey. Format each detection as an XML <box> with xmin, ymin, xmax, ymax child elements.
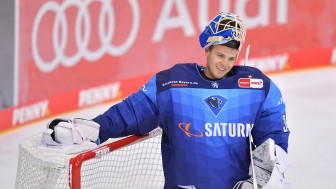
<box><xmin>93</xmin><ymin>63</ymin><xmax>290</xmax><ymax>189</ymax></box>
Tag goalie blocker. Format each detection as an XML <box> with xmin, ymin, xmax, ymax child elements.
<box><xmin>42</xmin><ymin>118</ymin><xmax>100</xmax><ymax>146</ymax></box>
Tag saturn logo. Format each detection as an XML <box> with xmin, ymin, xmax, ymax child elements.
<box><xmin>178</xmin><ymin>123</ymin><xmax>204</xmax><ymax>138</ymax></box>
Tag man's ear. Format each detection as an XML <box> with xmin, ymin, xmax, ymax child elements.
<box><xmin>205</xmin><ymin>48</ymin><xmax>210</xmax><ymax>57</ymax></box>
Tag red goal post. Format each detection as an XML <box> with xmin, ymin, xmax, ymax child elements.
<box><xmin>15</xmin><ymin>128</ymin><xmax>164</xmax><ymax>189</ymax></box>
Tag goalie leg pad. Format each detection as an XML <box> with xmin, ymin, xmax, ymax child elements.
<box><xmin>234</xmin><ymin>138</ymin><xmax>291</xmax><ymax>189</ymax></box>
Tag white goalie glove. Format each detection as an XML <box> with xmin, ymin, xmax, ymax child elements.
<box><xmin>233</xmin><ymin>138</ymin><xmax>291</xmax><ymax>189</ymax></box>
<box><xmin>42</xmin><ymin>118</ymin><xmax>100</xmax><ymax>146</ymax></box>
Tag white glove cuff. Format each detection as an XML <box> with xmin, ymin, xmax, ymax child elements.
<box><xmin>42</xmin><ymin>129</ymin><xmax>61</xmax><ymax>146</ymax></box>
<box><xmin>73</xmin><ymin>118</ymin><xmax>100</xmax><ymax>142</ymax></box>
<box><xmin>54</xmin><ymin>121</ymin><xmax>75</xmax><ymax>145</ymax></box>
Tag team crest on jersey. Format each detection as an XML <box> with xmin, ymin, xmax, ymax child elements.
<box><xmin>204</xmin><ymin>95</ymin><xmax>228</xmax><ymax>117</ymax></box>
<box><xmin>238</xmin><ymin>78</ymin><xmax>263</xmax><ymax>88</ymax></box>
<box><xmin>211</xmin><ymin>82</ymin><xmax>219</xmax><ymax>88</ymax></box>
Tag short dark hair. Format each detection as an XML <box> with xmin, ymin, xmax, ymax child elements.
<box><xmin>222</xmin><ymin>40</ymin><xmax>240</xmax><ymax>50</ymax></box>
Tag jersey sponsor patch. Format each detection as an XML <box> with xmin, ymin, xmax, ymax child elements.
<box><xmin>238</xmin><ymin>78</ymin><xmax>263</xmax><ymax>88</ymax></box>
<box><xmin>178</xmin><ymin>123</ymin><xmax>204</xmax><ymax>138</ymax></box>
<box><xmin>177</xmin><ymin>122</ymin><xmax>253</xmax><ymax>138</ymax></box>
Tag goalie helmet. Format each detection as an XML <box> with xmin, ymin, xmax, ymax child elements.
<box><xmin>199</xmin><ymin>12</ymin><xmax>246</xmax><ymax>50</ymax></box>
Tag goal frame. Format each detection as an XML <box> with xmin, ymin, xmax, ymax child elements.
<box><xmin>68</xmin><ymin>128</ymin><xmax>163</xmax><ymax>189</ymax></box>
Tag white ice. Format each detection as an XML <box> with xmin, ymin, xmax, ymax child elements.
<box><xmin>1</xmin><ymin>67</ymin><xmax>336</xmax><ymax>189</ymax></box>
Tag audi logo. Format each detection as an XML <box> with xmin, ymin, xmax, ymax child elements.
<box><xmin>32</xmin><ymin>0</ymin><xmax>140</xmax><ymax>72</ymax></box>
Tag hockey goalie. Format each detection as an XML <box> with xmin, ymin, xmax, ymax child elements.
<box><xmin>41</xmin><ymin>11</ymin><xmax>291</xmax><ymax>189</ymax></box>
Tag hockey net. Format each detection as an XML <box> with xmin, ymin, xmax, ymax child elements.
<box><xmin>15</xmin><ymin>128</ymin><xmax>164</xmax><ymax>189</ymax></box>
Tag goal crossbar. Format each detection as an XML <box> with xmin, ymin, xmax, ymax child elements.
<box><xmin>15</xmin><ymin>128</ymin><xmax>164</xmax><ymax>189</ymax></box>
<box><xmin>69</xmin><ymin>128</ymin><xmax>163</xmax><ymax>189</ymax></box>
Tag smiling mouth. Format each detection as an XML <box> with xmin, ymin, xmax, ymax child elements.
<box><xmin>216</xmin><ymin>65</ymin><xmax>226</xmax><ymax>71</ymax></box>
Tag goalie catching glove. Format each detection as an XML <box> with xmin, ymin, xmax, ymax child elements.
<box><xmin>42</xmin><ymin>118</ymin><xmax>100</xmax><ymax>146</ymax></box>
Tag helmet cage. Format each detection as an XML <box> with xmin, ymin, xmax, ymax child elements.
<box><xmin>200</xmin><ymin>12</ymin><xmax>246</xmax><ymax>50</ymax></box>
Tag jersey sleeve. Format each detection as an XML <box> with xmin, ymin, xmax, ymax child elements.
<box><xmin>253</xmin><ymin>80</ymin><xmax>290</xmax><ymax>152</ymax></box>
<box><xmin>93</xmin><ymin>76</ymin><xmax>159</xmax><ymax>143</ymax></box>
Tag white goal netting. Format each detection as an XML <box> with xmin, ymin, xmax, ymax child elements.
<box><xmin>15</xmin><ymin>129</ymin><xmax>164</xmax><ymax>189</ymax></box>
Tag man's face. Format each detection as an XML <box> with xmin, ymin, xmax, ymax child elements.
<box><xmin>204</xmin><ymin>45</ymin><xmax>239</xmax><ymax>80</ymax></box>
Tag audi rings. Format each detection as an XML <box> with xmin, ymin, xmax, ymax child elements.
<box><xmin>32</xmin><ymin>0</ymin><xmax>140</xmax><ymax>72</ymax></box>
